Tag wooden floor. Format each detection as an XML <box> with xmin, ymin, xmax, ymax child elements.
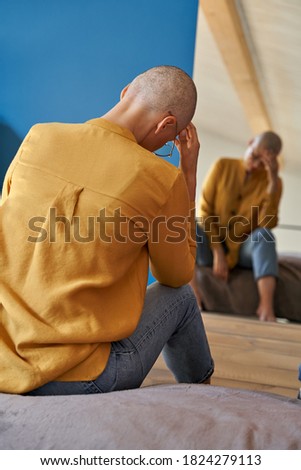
<box><xmin>143</xmin><ymin>312</ymin><xmax>301</xmax><ymax>398</ymax></box>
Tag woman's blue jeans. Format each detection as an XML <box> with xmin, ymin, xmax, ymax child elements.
<box><xmin>196</xmin><ymin>224</ymin><xmax>278</xmax><ymax>280</ymax></box>
<box><xmin>26</xmin><ymin>282</ymin><xmax>214</xmax><ymax>395</ymax></box>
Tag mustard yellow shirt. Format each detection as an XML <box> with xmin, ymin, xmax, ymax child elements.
<box><xmin>0</xmin><ymin>118</ymin><xmax>196</xmax><ymax>393</ymax></box>
<box><xmin>199</xmin><ymin>158</ymin><xmax>282</xmax><ymax>269</ymax></box>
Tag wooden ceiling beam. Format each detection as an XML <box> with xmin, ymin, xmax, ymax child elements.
<box><xmin>200</xmin><ymin>0</ymin><xmax>271</xmax><ymax>134</ymax></box>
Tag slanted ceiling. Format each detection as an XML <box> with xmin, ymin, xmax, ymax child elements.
<box><xmin>193</xmin><ymin>0</ymin><xmax>301</xmax><ymax>172</ymax></box>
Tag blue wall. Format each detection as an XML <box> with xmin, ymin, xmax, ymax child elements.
<box><xmin>0</xmin><ymin>0</ymin><xmax>199</xmax><ymax>283</ymax></box>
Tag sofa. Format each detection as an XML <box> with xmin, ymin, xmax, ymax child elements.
<box><xmin>193</xmin><ymin>253</ymin><xmax>301</xmax><ymax>322</ymax></box>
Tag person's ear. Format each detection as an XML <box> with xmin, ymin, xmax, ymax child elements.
<box><xmin>120</xmin><ymin>84</ymin><xmax>130</xmax><ymax>100</ymax></box>
<box><xmin>154</xmin><ymin>115</ymin><xmax>177</xmax><ymax>135</ymax></box>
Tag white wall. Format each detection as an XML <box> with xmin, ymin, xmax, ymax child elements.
<box><xmin>273</xmin><ymin>164</ymin><xmax>301</xmax><ymax>253</ymax></box>
<box><xmin>196</xmin><ymin>129</ymin><xmax>301</xmax><ymax>254</ymax></box>
<box><xmin>196</xmin><ymin>129</ymin><xmax>246</xmax><ymax>205</ymax></box>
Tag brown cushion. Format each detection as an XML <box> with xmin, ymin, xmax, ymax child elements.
<box><xmin>195</xmin><ymin>253</ymin><xmax>301</xmax><ymax>322</ymax></box>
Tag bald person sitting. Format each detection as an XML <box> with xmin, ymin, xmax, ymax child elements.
<box><xmin>195</xmin><ymin>131</ymin><xmax>283</xmax><ymax>322</ymax></box>
<box><xmin>0</xmin><ymin>65</ymin><xmax>213</xmax><ymax>395</ymax></box>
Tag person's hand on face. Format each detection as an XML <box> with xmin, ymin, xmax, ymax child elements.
<box><xmin>261</xmin><ymin>149</ymin><xmax>279</xmax><ymax>182</ymax></box>
<box><xmin>175</xmin><ymin>122</ymin><xmax>200</xmax><ymax>177</ymax></box>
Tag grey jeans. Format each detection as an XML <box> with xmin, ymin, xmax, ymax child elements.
<box><xmin>26</xmin><ymin>282</ymin><xmax>214</xmax><ymax>395</ymax></box>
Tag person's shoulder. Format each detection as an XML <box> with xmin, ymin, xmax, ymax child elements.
<box><xmin>28</xmin><ymin>121</ymin><xmax>82</xmax><ymax>138</ymax></box>
<box><xmin>31</xmin><ymin>121</ymin><xmax>86</xmax><ymax>132</ymax></box>
<box><xmin>135</xmin><ymin>144</ymin><xmax>181</xmax><ymax>178</ymax></box>
<box><xmin>217</xmin><ymin>157</ymin><xmax>241</xmax><ymax>167</ymax></box>
<box><xmin>209</xmin><ymin>157</ymin><xmax>241</xmax><ymax>172</ymax></box>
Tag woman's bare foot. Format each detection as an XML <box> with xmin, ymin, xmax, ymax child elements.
<box><xmin>256</xmin><ymin>276</ymin><xmax>277</xmax><ymax>322</ymax></box>
<box><xmin>256</xmin><ymin>305</ymin><xmax>276</xmax><ymax>322</ymax></box>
